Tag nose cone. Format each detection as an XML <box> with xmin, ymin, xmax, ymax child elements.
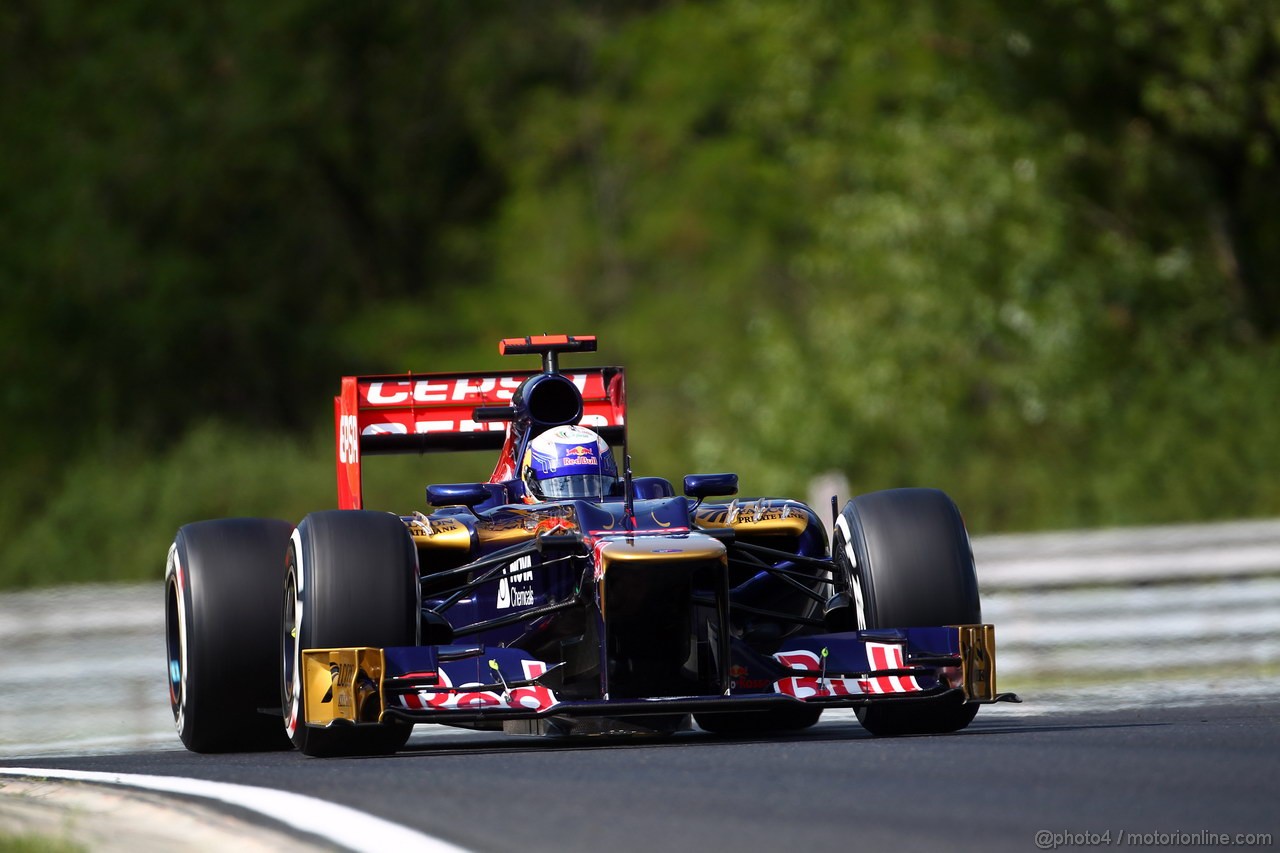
<box><xmin>594</xmin><ymin>533</ymin><xmax>727</xmax><ymax>566</ymax></box>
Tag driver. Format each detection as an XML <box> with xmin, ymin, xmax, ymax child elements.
<box><xmin>521</xmin><ymin>424</ymin><xmax>619</xmax><ymax>501</ymax></box>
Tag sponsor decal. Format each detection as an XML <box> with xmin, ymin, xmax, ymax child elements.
<box><xmin>729</xmin><ymin>664</ymin><xmax>770</xmax><ymax>690</ymax></box>
<box><xmin>401</xmin><ymin>659</ymin><xmax>558</xmax><ymax>712</ymax></box>
<box><xmin>353</xmin><ymin>375</ymin><xmax>621</xmax><ymax>438</ymax></box>
<box><xmin>771</xmin><ymin>645</ymin><xmax>922</xmax><ymax>698</ymax></box>
<box><xmin>362</xmin><ymin>374</ymin><xmax>596</xmax><ymax>406</ymax></box>
<box><xmin>360</xmin><ymin>420</ymin><xmax>504</xmax><ymax>436</ymax></box>
<box><xmin>556</xmin><ymin>442</ymin><xmax>599</xmax><ymax>467</ymax></box>
<box><xmin>773</xmin><ymin>650</ymin><xmax>856</xmax><ymax>699</ymax></box>
<box><xmin>697</xmin><ymin>501</ymin><xmax>797</xmax><ymax>527</ymax></box>
<box><xmin>496</xmin><ymin>555</ymin><xmax>535</xmax><ymax>610</ymax></box>
<box><xmin>365</xmin><ymin>376</ymin><xmax>524</xmax><ymax>405</ymax></box>
<box><xmin>358</xmin><ymin>413</ymin><xmax>616</xmax><ymax>436</ymax></box>
<box><xmin>338</xmin><ymin>414</ymin><xmax>359</xmax><ymax>463</ymax></box>
<box><xmin>863</xmin><ymin>641</ymin><xmax>922</xmax><ymax>694</ymax></box>
<box><xmin>478</xmin><ymin>506</ymin><xmax>578</xmax><ymax>534</ymax></box>
<box><xmin>352</xmin><ymin>371</ymin><xmax>622</xmax><ymax>443</ymax></box>
<box><xmin>534</xmin><ymin>517</ymin><xmax>576</xmax><ymax>535</ymax></box>
<box><xmin>408</xmin><ymin>513</ymin><xmax>465</xmax><ymax>539</ymax></box>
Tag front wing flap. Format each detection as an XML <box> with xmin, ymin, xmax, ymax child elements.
<box><xmin>299</xmin><ymin>624</ymin><xmax>1015</xmax><ymax>729</ymax></box>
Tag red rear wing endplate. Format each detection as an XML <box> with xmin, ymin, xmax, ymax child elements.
<box><xmin>334</xmin><ymin>366</ymin><xmax>625</xmax><ymax>509</ymax></box>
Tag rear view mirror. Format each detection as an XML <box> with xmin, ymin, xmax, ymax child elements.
<box><xmin>683</xmin><ymin>473</ymin><xmax>739</xmax><ymax>499</ymax></box>
<box><xmin>426</xmin><ymin>483</ymin><xmax>492</xmax><ymax>508</ymax></box>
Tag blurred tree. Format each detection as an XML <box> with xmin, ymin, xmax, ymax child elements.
<box><xmin>2</xmin><ymin>0</ymin><xmax>1279</xmax><ymax>589</ymax></box>
<box><xmin>993</xmin><ymin>0</ymin><xmax>1280</xmax><ymax>339</ymax></box>
<box><xmin>464</xmin><ymin>0</ymin><xmax>1280</xmax><ymax>528</ymax></box>
<box><xmin>0</xmin><ymin>0</ymin><xmax>504</xmax><ymax>467</ymax></box>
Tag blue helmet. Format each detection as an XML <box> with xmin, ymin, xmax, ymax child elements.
<box><xmin>521</xmin><ymin>425</ymin><xmax>619</xmax><ymax>500</ymax></box>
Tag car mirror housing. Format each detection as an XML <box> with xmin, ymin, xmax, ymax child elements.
<box><xmin>683</xmin><ymin>473</ymin><xmax>739</xmax><ymax>499</ymax></box>
<box><xmin>426</xmin><ymin>483</ymin><xmax>493</xmax><ymax>508</ymax></box>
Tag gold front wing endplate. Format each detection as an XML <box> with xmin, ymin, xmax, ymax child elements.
<box><xmin>955</xmin><ymin>624</ymin><xmax>997</xmax><ymax>702</ymax></box>
<box><xmin>301</xmin><ymin>648</ymin><xmax>386</xmax><ymax>726</ymax></box>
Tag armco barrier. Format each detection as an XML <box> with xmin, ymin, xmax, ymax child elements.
<box><xmin>974</xmin><ymin>519</ymin><xmax>1280</xmax><ymax>681</ymax></box>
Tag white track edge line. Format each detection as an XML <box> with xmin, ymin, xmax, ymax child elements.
<box><xmin>0</xmin><ymin>766</ymin><xmax>470</xmax><ymax>853</ymax></box>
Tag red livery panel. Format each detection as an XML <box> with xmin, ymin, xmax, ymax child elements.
<box><xmin>335</xmin><ymin>367</ymin><xmax>625</xmax><ymax>509</ymax></box>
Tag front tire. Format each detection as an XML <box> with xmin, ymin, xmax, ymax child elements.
<box><xmin>833</xmin><ymin>488</ymin><xmax>982</xmax><ymax>736</ymax></box>
<box><xmin>165</xmin><ymin>518</ymin><xmax>294</xmax><ymax>753</ymax></box>
<box><xmin>282</xmin><ymin>510</ymin><xmax>419</xmax><ymax>757</ymax></box>
<box><xmin>695</xmin><ymin>705</ymin><xmax>821</xmax><ymax>735</ymax></box>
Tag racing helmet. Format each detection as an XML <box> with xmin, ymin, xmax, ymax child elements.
<box><xmin>521</xmin><ymin>425</ymin><xmax>619</xmax><ymax>500</ymax></box>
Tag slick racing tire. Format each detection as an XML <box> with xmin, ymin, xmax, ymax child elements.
<box><xmin>694</xmin><ymin>705</ymin><xmax>822</xmax><ymax>736</ymax></box>
<box><xmin>283</xmin><ymin>510</ymin><xmax>419</xmax><ymax>757</ymax></box>
<box><xmin>166</xmin><ymin>518</ymin><xmax>295</xmax><ymax>753</ymax></box>
<box><xmin>833</xmin><ymin>488</ymin><xmax>982</xmax><ymax>736</ymax></box>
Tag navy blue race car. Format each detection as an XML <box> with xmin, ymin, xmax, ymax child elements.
<box><xmin>165</xmin><ymin>334</ymin><xmax>1017</xmax><ymax>756</ymax></box>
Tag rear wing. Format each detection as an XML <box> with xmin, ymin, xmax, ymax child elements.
<box><xmin>335</xmin><ymin>367</ymin><xmax>626</xmax><ymax>509</ymax></box>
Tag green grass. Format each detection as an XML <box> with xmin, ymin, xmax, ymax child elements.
<box><xmin>0</xmin><ymin>835</ymin><xmax>83</xmax><ymax>853</ymax></box>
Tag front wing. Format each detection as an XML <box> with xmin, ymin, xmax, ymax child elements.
<box><xmin>297</xmin><ymin>624</ymin><xmax>1018</xmax><ymax>731</ymax></box>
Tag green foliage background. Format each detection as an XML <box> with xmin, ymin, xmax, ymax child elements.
<box><xmin>3</xmin><ymin>0</ymin><xmax>1278</xmax><ymax>586</ymax></box>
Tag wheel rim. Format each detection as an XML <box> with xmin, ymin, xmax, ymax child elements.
<box><xmin>282</xmin><ymin>567</ymin><xmax>302</xmax><ymax>738</ymax></box>
<box><xmin>164</xmin><ymin>545</ymin><xmax>187</xmax><ymax>733</ymax></box>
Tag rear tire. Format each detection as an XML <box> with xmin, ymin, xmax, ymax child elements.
<box><xmin>165</xmin><ymin>518</ymin><xmax>295</xmax><ymax>753</ymax></box>
<box><xmin>282</xmin><ymin>510</ymin><xmax>419</xmax><ymax>757</ymax></box>
<box><xmin>833</xmin><ymin>488</ymin><xmax>981</xmax><ymax>736</ymax></box>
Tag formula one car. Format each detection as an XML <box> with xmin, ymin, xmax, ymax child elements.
<box><xmin>165</xmin><ymin>334</ymin><xmax>1017</xmax><ymax>756</ymax></box>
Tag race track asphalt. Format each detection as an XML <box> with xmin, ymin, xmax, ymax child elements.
<box><xmin>4</xmin><ymin>702</ymin><xmax>1277</xmax><ymax>852</ymax></box>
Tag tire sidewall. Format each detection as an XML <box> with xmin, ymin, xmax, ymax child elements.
<box><xmin>165</xmin><ymin>518</ymin><xmax>294</xmax><ymax>753</ymax></box>
<box><xmin>832</xmin><ymin>505</ymin><xmax>875</xmax><ymax>631</ymax></box>
<box><xmin>165</xmin><ymin>540</ymin><xmax>193</xmax><ymax>745</ymax></box>
<box><xmin>840</xmin><ymin>488</ymin><xmax>980</xmax><ymax>630</ymax></box>
<box><xmin>282</xmin><ymin>510</ymin><xmax>420</xmax><ymax>756</ymax></box>
<box><xmin>835</xmin><ymin>489</ymin><xmax>983</xmax><ymax>736</ymax></box>
<box><xmin>283</xmin><ymin>531</ymin><xmax>306</xmax><ymax>745</ymax></box>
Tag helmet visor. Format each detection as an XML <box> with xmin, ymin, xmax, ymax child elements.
<box><xmin>538</xmin><ymin>474</ymin><xmax>614</xmax><ymax>500</ymax></box>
